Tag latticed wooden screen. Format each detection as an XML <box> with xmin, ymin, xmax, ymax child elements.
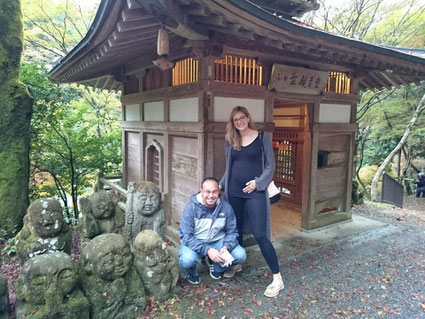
<box><xmin>325</xmin><ymin>71</ymin><xmax>351</xmax><ymax>94</ymax></box>
<box><xmin>214</xmin><ymin>55</ymin><xmax>262</xmax><ymax>85</ymax></box>
<box><xmin>147</xmin><ymin>145</ymin><xmax>160</xmax><ymax>187</ymax></box>
<box><xmin>273</xmin><ymin>130</ymin><xmax>298</xmax><ymax>186</ymax></box>
<box><xmin>172</xmin><ymin>58</ymin><xmax>198</xmax><ymax>86</ymax></box>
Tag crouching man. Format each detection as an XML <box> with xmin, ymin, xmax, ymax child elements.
<box><xmin>178</xmin><ymin>177</ymin><xmax>246</xmax><ymax>284</ymax></box>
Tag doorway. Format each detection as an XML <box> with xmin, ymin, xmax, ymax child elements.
<box><xmin>271</xmin><ymin>101</ymin><xmax>309</xmax><ymax>239</ymax></box>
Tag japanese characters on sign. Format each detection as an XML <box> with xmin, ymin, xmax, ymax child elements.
<box><xmin>268</xmin><ymin>64</ymin><xmax>328</xmax><ymax>95</ymax></box>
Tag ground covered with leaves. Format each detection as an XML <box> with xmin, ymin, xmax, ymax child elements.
<box><xmin>1</xmin><ymin>196</ymin><xmax>424</xmax><ymax>319</ymax></box>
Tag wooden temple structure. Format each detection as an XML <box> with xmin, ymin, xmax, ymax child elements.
<box><xmin>50</xmin><ymin>0</ymin><xmax>425</xmax><ymax>234</ymax></box>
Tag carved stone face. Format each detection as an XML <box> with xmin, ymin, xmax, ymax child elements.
<box><xmin>90</xmin><ymin>191</ymin><xmax>114</xmax><ymax>219</ymax></box>
<box><xmin>82</xmin><ymin>234</ymin><xmax>132</xmax><ymax>281</ymax></box>
<box><xmin>17</xmin><ymin>252</ymin><xmax>76</xmax><ymax>305</ymax></box>
<box><xmin>134</xmin><ymin>183</ymin><xmax>160</xmax><ymax>216</ymax></box>
<box><xmin>28</xmin><ymin>198</ymin><xmax>63</xmax><ymax>238</ymax></box>
<box><xmin>134</xmin><ymin>230</ymin><xmax>168</xmax><ymax>267</ymax></box>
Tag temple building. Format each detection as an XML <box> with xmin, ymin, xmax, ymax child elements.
<box><xmin>50</xmin><ymin>0</ymin><xmax>425</xmax><ymax>238</ymax></box>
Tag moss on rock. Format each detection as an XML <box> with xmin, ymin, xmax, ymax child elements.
<box><xmin>0</xmin><ymin>0</ymin><xmax>34</xmax><ymax>234</ymax></box>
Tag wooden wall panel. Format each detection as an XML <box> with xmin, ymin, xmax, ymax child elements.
<box><xmin>126</xmin><ymin>131</ymin><xmax>142</xmax><ymax>184</ymax></box>
<box><xmin>313</xmin><ymin>134</ymin><xmax>350</xmax><ymax>215</ymax></box>
<box><xmin>169</xmin><ymin>136</ymin><xmax>199</xmax><ymax>226</ymax></box>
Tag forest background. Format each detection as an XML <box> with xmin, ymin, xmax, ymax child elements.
<box><xmin>14</xmin><ymin>0</ymin><xmax>425</xmax><ymax>227</ymax></box>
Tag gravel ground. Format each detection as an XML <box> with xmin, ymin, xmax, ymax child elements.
<box><xmin>143</xmin><ymin>196</ymin><xmax>425</xmax><ymax>318</ymax></box>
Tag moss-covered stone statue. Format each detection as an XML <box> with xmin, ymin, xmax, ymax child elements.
<box><xmin>125</xmin><ymin>181</ymin><xmax>166</xmax><ymax>241</ymax></box>
<box><xmin>0</xmin><ymin>275</ymin><xmax>8</xmax><ymax>319</ymax></box>
<box><xmin>79</xmin><ymin>233</ymin><xmax>147</xmax><ymax>319</ymax></box>
<box><xmin>134</xmin><ymin>230</ymin><xmax>179</xmax><ymax>301</ymax></box>
<box><xmin>15</xmin><ymin>198</ymin><xmax>71</xmax><ymax>263</ymax></box>
<box><xmin>15</xmin><ymin>252</ymin><xmax>89</xmax><ymax>319</ymax></box>
<box><xmin>79</xmin><ymin>190</ymin><xmax>125</xmax><ymax>244</ymax></box>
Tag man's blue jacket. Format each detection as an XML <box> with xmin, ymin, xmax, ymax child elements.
<box><xmin>178</xmin><ymin>193</ymin><xmax>239</xmax><ymax>256</ymax></box>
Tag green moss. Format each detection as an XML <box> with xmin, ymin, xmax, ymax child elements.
<box><xmin>0</xmin><ymin>0</ymin><xmax>33</xmax><ymax>234</ymax></box>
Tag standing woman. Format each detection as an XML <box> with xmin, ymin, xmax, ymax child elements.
<box><xmin>220</xmin><ymin>106</ymin><xmax>284</xmax><ymax>297</ymax></box>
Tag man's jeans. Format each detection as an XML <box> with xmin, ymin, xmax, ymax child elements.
<box><xmin>179</xmin><ymin>238</ymin><xmax>246</xmax><ymax>276</ymax></box>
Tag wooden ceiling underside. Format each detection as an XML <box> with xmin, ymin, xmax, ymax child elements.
<box><xmin>51</xmin><ymin>0</ymin><xmax>425</xmax><ymax>92</ymax></box>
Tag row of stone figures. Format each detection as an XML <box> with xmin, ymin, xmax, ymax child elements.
<box><xmin>9</xmin><ymin>181</ymin><xmax>176</xmax><ymax>319</ymax></box>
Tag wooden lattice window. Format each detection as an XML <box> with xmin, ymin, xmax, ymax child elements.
<box><xmin>145</xmin><ymin>140</ymin><xmax>163</xmax><ymax>191</ymax></box>
<box><xmin>172</xmin><ymin>58</ymin><xmax>199</xmax><ymax>86</ymax></box>
<box><xmin>214</xmin><ymin>55</ymin><xmax>262</xmax><ymax>85</ymax></box>
<box><xmin>273</xmin><ymin>131</ymin><xmax>300</xmax><ymax>186</ymax></box>
<box><xmin>325</xmin><ymin>71</ymin><xmax>351</xmax><ymax>94</ymax></box>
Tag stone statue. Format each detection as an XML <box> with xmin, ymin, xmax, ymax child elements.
<box><xmin>79</xmin><ymin>233</ymin><xmax>146</xmax><ymax>319</ymax></box>
<box><xmin>15</xmin><ymin>198</ymin><xmax>71</xmax><ymax>263</ymax></box>
<box><xmin>0</xmin><ymin>275</ymin><xmax>8</xmax><ymax>319</ymax></box>
<box><xmin>79</xmin><ymin>190</ymin><xmax>125</xmax><ymax>244</ymax></box>
<box><xmin>15</xmin><ymin>252</ymin><xmax>89</xmax><ymax>319</ymax></box>
<box><xmin>125</xmin><ymin>182</ymin><xmax>166</xmax><ymax>240</ymax></box>
<box><xmin>133</xmin><ymin>230</ymin><xmax>179</xmax><ymax>301</ymax></box>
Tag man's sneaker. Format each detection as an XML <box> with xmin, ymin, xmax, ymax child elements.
<box><xmin>206</xmin><ymin>257</ymin><xmax>222</xmax><ymax>280</ymax></box>
<box><xmin>187</xmin><ymin>273</ymin><xmax>200</xmax><ymax>285</ymax></box>
<box><xmin>263</xmin><ymin>280</ymin><xmax>284</xmax><ymax>298</ymax></box>
<box><xmin>223</xmin><ymin>264</ymin><xmax>243</xmax><ymax>278</ymax></box>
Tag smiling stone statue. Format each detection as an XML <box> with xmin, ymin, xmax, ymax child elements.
<box><xmin>15</xmin><ymin>252</ymin><xmax>89</xmax><ymax>319</ymax></box>
<box><xmin>79</xmin><ymin>190</ymin><xmax>125</xmax><ymax>245</ymax></box>
<box><xmin>125</xmin><ymin>182</ymin><xmax>165</xmax><ymax>241</ymax></box>
<box><xmin>15</xmin><ymin>198</ymin><xmax>71</xmax><ymax>264</ymax></box>
<box><xmin>79</xmin><ymin>233</ymin><xmax>146</xmax><ymax>319</ymax></box>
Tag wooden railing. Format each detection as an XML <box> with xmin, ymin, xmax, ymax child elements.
<box><xmin>172</xmin><ymin>58</ymin><xmax>199</xmax><ymax>86</ymax></box>
<box><xmin>326</xmin><ymin>71</ymin><xmax>351</xmax><ymax>94</ymax></box>
<box><xmin>97</xmin><ymin>174</ymin><xmax>127</xmax><ymax>211</ymax></box>
<box><xmin>214</xmin><ymin>55</ymin><xmax>262</xmax><ymax>85</ymax></box>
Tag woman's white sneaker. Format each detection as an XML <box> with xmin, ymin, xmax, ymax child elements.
<box><xmin>264</xmin><ymin>280</ymin><xmax>284</xmax><ymax>298</ymax></box>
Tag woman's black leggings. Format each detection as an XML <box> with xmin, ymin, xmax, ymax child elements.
<box><xmin>228</xmin><ymin>194</ymin><xmax>280</xmax><ymax>274</ymax></box>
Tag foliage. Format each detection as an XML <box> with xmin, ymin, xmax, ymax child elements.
<box><xmin>21</xmin><ymin>62</ymin><xmax>122</xmax><ymax>219</ymax></box>
<box><xmin>359</xmin><ymin>84</ymin><xmax>425</xmax><ymax>167</ymax></box>
<box><xmin>0</xmin><ymin>229</ymin><xmax>17</xmax><ymax>256</ymax></box>
<box><xmin>22</xmin><ymin>0</ymin><xmax>100</xmax><ymax>62</ymax></box>
<box><xmin>304</xmin><ymin>0</ymin><xmax>425</xmax><ymax>47</ymax></box>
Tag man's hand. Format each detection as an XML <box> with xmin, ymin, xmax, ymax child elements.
<box><xmin>219</xmin><ymin>246</ymin><xmax>229</xmax><ymax>254</ymax></box>
<box><xmin>207</xmin><ymin>248</ymin><xmax>226</xmax><ymax>263</ymax></box>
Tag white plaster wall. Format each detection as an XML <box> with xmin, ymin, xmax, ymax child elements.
<box><xmin>319</xmin><ymin>104</ymin><xmax>351</xmax><ymax>123</ymax></box>
<box><xmin>125</xmin><ymin>104</ymin><xmax>140</xmax><ymax>121</ymax></box>
<box><xmin>213</xmin><ymin>97</ymin><xmax>265</xmax><ymax>122</ymax></box>
<box><xmin>170</xmin><ymin>97</ymin><xmax>199</xmax><ymax>122</ymax></box>
<box><xmin>144</xmin><ymin>101</ymin><xmax>164</xmax><ymax>121</ymax></box>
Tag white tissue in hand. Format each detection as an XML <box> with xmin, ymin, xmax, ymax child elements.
<box><xmin>220</xmin><ymin>250</ymin><xmax>234</xmax><ymax>267</ymax></box>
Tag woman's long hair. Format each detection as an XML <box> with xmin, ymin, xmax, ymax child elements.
<box><xmin>225</xmin><ymin>106</ymin><xmax>256</xmax><ymax>150</ymax></box>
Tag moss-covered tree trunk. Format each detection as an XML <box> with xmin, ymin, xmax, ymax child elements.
<box><xmin>0</xmin><ymin>0</ymin><xmax>33</xmax><ymax>234</ymax></box>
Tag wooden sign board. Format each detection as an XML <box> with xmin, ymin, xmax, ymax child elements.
<box><xmin>268</xmin><ymin>64</ymin><xmax>328</xmax><ymax>95</ymax></box>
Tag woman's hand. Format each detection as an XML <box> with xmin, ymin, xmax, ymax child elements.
<box><xmin>243</xmin><ymin>180</ymin><xmax>256</xmax><ymax>193</ymax></box>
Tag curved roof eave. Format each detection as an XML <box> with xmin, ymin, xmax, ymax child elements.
<box><xmin>228</xmin><ymin>0</ymin><xmax>425</xmax><ymax>66</ymax></box>
<box><xmin>49</xmin><ymin>0</ymin><xmax>116</xmax><ymax>78</ymax></box>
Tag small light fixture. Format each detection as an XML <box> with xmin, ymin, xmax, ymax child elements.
<box><xmin>153</xmin><ymin>26</ymin><xmax>174</xmax><ymax>70</ymax></box>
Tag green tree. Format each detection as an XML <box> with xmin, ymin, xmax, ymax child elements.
<box><xmin>22</xmin><ymin>0</ymin><xmax>99</xmax><ymax>62</ymax></box>
<box><xmin>21</xmin><ymin>62</ymin><xmax>121</xmax><ymax>220</ymax></box>
<box><xmin>0</xmin><ymin>0</ymin><xmax>33</xmax><ymax>234</ymax></box>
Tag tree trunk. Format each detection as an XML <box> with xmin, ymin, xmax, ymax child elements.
<box><xmin>370</xmin><ymin>92</ymin><xmax>425</xmax><ymax>201</ymax></box>
<box><xmin>0</xmin><ymin>0</ymin><xmax>33</xmax><ymax>234</ymax></box>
